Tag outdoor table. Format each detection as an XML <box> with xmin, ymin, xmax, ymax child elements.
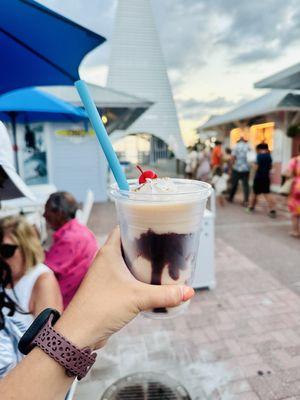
<box><xmin>192</xmin><ymin>189</ymin><xmax>216</xmax><ymax>290</ymax></box>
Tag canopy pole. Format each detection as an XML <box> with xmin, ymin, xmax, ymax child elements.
<box><xmin>9</xmin><ymin>112</ymin><xmax>19</xmax><ymax>173</ymax></box>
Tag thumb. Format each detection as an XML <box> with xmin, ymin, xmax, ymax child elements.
<box><xmin>137</xmin><ymin>284</ymin><xmax>195</xmax><ymax>311</ymax></box>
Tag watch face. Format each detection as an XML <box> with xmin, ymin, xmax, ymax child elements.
<box><xmin>18</xmin><ymin>308</ymin><xmax>60</xmax><ymax>355</ymax></box>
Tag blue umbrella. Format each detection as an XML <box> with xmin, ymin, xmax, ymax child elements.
<box><xmin>0</xmin><ymin>0</ymin><xmax>105</xmax><ymax>94</ymax></box>
<box><xmin>0</xmin><ymin>87</ymin><xmax>88</xmax><ymax>170</ymax></box>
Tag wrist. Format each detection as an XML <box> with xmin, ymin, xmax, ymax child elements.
<box><xmin>54</xmin><ymin>307</ymin><xmax>105</xmax><ymax>351</ymax></box>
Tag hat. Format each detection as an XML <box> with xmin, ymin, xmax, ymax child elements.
<box><xmin>0</xmin><ymin>122</ymin><xmax>35</xmax><ymax>201</ymax></box>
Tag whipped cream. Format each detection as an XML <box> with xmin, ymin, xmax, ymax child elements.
<box><xmin>134</xmin><ymin>177</ymin><xmax>178</xmax><ymax>194</ymax></box>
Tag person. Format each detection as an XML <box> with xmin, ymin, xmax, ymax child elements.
<box><xmin>44</xmin><ymin>191</ymin><xmax>98</xmax><ymax>308</ymax></box>
<box><xmin>287</xmin><ymin>153</ymin><xmax>300</xmax><ymax>237</ymax></box>
<box><xmin>0</xmin><ymin>216</ymin><xmax>62</xmax><ymax>378</ymax></box>
<box><xmin>0</xmin><ymin>227</ymin><xmax>195</xmax><ymax>399</ymax></box>
<box><xmin>185</xmin><ymin>145</ymin><xmax>198</xmax><ymax>179</ymax></box>
<box><xmin>228</xmin><ymin>137</ymin><xmax>250</xmax><ymax>206</ymax></box>
<box><xmin>247</xmin><ymin>143</ymin><xmax>276</xmax><ymax>218</ymax></box>
<box><xmin>211</xmin><ymin>140</ymin><xmax>223</xmax><ymax>171</ymax></box>
<box><xmin>195</xmin><ymin>145</ymin><xmax>211</xmax><ymax>182</ymax></box>
<box><xmin>223</xmin><ymin>148</ymin><xmax>233</xmax><ymax>175</ymax></box>
<box><xmin>211</xmin><ymin>166</ymin><xmax>229</xmax><ymax>206</ymax></box>
<box><xmin>223</xmin><ymin>147</ymin><xmax>233</xmax><ymax>195</ymax></box>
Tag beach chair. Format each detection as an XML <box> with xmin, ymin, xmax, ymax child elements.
<box><xmin>76</xmin><ymin>189</ymin><xmax>94</xmax><ymax>226</ymax></box>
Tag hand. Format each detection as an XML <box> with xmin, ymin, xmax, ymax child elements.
<box><xmin>55</xmin><ymin>226</ymin><xmax>194</xmax><ymax>350</ymax></box>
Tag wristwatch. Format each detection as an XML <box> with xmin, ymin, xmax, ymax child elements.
<box><xmin>18</xmin><ymin>308</ymin><xmax>97</xmax><ymax>380</ymax></box>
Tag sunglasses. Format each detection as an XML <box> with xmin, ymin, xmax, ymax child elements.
<box><xmin>0</xmin><ymin>243</ymin><xmax>18</xmax><ymax>259</ymax></box>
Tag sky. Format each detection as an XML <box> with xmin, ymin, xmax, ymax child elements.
<box><xmin>41</xmin><ymin>0</ymin><xmax>300</xmax><ymax>145</ymax></box>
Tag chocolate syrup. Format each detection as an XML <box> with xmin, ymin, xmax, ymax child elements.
<box><xmin>122</xmin><ymin>229</ymin><xmax>195</xmax><ymax>313</ymax></box>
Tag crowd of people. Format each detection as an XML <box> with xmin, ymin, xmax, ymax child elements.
<box><xmin>185</xmin><ymin>137</ymin><xmax>300</xmax><ymax>235</ymax></box>
<box><xmin>0</xmin><ymin>191</ymin><xmax>99</xmax><ymax>378</ymax></box>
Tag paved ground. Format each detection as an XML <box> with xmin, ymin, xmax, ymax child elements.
<box><xmin>75</xmin><ymin>195</ymin><xmax>300</xmax><ymax>400</ymax></box>
<box><xmin>216</xmin><ymin>196</ymin><xmax>300</xmax><ymax>297</ymax></box>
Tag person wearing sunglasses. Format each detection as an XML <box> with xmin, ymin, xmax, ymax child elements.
<box><xmin>0</xmin><ymin>216</ymin><xmax>62</xmax><ymax>378</ymax></box>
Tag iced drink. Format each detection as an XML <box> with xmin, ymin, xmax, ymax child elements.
<box><xmin>110</xmin><ymin>178</ymin><xmax>211</xmax><ymax>318</ymax></box>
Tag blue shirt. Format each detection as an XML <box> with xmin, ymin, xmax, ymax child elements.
<box><xmin>255</xmin><ymin>153</ymin><xmax>272</xmax><ymax>179</ymax></box>
<box><xmin>232</xmin><ymin>141</ymin><xmax>250</xmax><ymax>172</ymax></box>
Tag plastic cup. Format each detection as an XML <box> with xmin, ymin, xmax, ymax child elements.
<box><xmin>110</xmin><ymin>178</ymin><xmax>211</xmax><ymax>319</ymax></box>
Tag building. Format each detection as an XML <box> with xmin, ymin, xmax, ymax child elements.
<box><xmin>198</xmin><ymin>63</ymin><xmax>300</xmax><ymax>190</ymax></box>
<box><xmin>255</xmin><ymin>63</ymin><xmax>300</xmax><ymax>157</ymax></box>
<box><xmin>107</xmin><ymin>0</ymin><xmax>187</xmax><ymax>162</ymax></box>
<box><xmin>7</xmin><ymin>83</ymin><xmax>151</xmax><ymax>201</ymax></box>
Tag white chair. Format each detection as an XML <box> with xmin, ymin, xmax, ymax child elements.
<box><xmin>76</xmin><ymin>189</ymin><xmax>94</xmax><ymax>226</ymax></box>
<box><xmin>1</xmin><ymin>183</ymin><xmax>57</xmax><ymax>212</ymax></box>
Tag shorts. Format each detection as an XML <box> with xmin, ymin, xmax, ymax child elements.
<box><xmin>253</xmin><ymin>177</ymin><xmax>270</xmax><ymax>195</ymax></box>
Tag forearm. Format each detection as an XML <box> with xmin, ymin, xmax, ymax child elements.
<box><xmin>0</xmin><ymin>296</ymin><xmax>100</xmax><ymax>399</ymax></box>
<box><xmin>0</xmin><ymin>347</ymin><xmax>73</xmax><ymax>400</ymax></box>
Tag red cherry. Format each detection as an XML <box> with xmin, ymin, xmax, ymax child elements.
<box><xmin>137</xmin><ymin>165</ymin><xmax>158</xmax><ymax>184</ymax></box>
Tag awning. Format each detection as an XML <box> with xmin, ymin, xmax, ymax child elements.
<box><xmin>39</xmin><ymin>84</ymin><xmax>152</xmax><ymax>108</ymax></box>
<box><xmin>255</xmin><ymin>63</ymin><xmax>300</xmax><ymax>90</ymax></box>
<box><xmin>39</xmin><ymin>84</ymin><xmax>153</xmax><ymax>133</ymax></box>
<box><xmin>199</xmin><ymin>91</ymin><xmax>300</xmax><ymax>131</ymax></box>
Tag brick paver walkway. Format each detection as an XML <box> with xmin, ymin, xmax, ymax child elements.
<box><xmin>75</xmin><ymin>237</ymin><xmax>300</xmax><ymax>400</ymax></box>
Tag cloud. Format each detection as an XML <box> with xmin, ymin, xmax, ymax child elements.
<box><xmin>153</xmin><ymin>0</ymin><xmax>300</xmax><ymax>72</ymax></box>
<box><xmin>231</xmin><ymin>47</ymin><xmax>279</xmax><ymax>64</ymax></box>
<box><xmin>175</xmin><ymin>96</ymin><xmax>242</xmax><ymax>120</ymax></box>
<box><xmin>212</xmin><ymin>0</ymin><xmax>300</xmax><ymax>65</ymax></box>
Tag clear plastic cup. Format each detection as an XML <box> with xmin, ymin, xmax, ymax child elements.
<box><xmin>110</xmin><ymin>178</ymin><xmax>211</xmax><ymax>319</ymax></box>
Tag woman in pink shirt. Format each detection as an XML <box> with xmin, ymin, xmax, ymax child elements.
<box><xmin>44</xmin><ymin>192</ymin><xmax>98</xmax><ymax>308</ymax></box>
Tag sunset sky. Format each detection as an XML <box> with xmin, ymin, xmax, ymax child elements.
<box><xmin>41</xmin><ymin>0</ymin><xmax>300</xmax><ymax>145</ymax></box>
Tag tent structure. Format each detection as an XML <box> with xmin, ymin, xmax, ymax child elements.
<box><xmin>107</xmin><ymin>0</ymin><xmax>187</xmax><ymax>160</ymax></box>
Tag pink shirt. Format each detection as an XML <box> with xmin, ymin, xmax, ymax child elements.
<box><xmin>45</xmin><ymin>219</ymin><xmax>98</xmax><ymax>308</ymax></box>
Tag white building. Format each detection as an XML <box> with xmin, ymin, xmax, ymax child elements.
<box><xmin>198</xmin><ymin>90</ymin><xmax>300</xmax><ymax>190</ymax></box>
<box><xmin>7</xmin><ymin>83</ymin><xmax>151</xmax><ymax>202</ymax></box>
<box><xmin>107</xmin><ymin>0</ymin><xmax>187</xmax><ymax>161</ymax></box>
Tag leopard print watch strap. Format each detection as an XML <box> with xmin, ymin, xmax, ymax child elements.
<box><xmin>32</xmin><ymin>314</ymin><xmax>97</xmax><ymax>380</ymax></box>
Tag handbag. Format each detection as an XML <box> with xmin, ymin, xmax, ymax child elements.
<box><xmin>279</xmin><ymin>178</ymin><xmax>293</xmax><ymax>196</ymax></box>
<box><xmin>279</xmin><ymin>157</ymin><xmax>299</xmax><ymax>195</ymax></box>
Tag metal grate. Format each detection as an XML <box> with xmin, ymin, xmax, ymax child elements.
<box><xmin>101</xmin><ymin>372</ymin><xmax>191</xmax><ymax>400</ymax></box>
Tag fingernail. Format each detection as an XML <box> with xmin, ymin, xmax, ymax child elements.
<box><xmin>181</xmin><ymin>286</ymin><xmax>195</xmax><ymax>301</ymax></box>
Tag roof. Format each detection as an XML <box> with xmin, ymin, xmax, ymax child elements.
<box><xmin>38</xmin><ymin>83</ymin><xmax>152</xmax><ymax>109</ymax></box>
<box><xmin>255</xmin><ymin>62</ymin><xmax>300</xmax><ymax>90</ymax></box>
<box><xmin>199</xmin><ymin>90</ymin><xmax>300</xmax><ymax>131</ymax></box>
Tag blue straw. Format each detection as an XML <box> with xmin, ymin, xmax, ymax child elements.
<box><xmin>75</xmin><ymin>80</ymin><xmax>129</xmax><ymax>190</ymax></box>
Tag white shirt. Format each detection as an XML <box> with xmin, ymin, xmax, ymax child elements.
<box><xmin>0</xmin><ymin>264</ymin><xmax>52</xmax><ymax>378</ymax></box>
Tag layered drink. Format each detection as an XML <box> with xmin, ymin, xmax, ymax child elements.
<box><xmin>110</xmin><ymin>177</ymin><xmax>211</xmax><ymax>318</ymax></box>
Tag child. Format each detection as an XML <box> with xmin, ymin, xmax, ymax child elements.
<box><xmin>247</xmin><ymin>143</ymin><xmax>276</xmax><ymax>218</ymax></box>
<box><xmin>211</xmin><ymin>166</ymin><xmax>229</xmax><ymax>206</ymax></box>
